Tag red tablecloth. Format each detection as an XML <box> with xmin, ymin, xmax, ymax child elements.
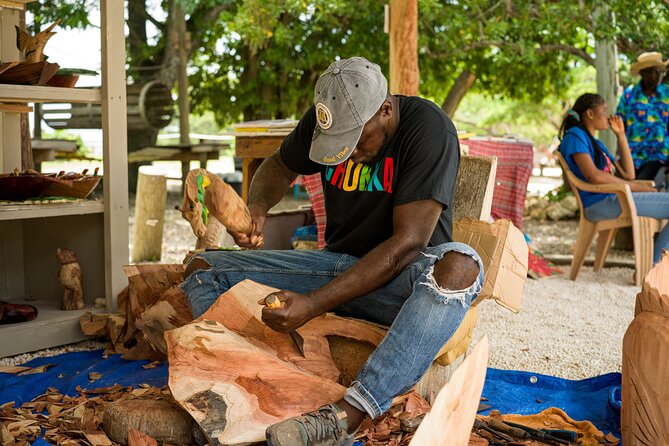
<box><xmin>465</xmin><ymin>137</ymin><xmax>533</xmax><ymax>229</ymax></box>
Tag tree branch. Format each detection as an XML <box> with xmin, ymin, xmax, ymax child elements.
<box><xmin>427</xmin><ymin>40</ymin><xmax>595</xmax><ymax>66</ymax></box>
<box><xmin>188</xmin><ymin>4</ymin><xmax>234</xmax><ymax>50</ymax></box>
<box><xmin>536</xmin><ymin>44</ymin><xmax>595</xmax><ymax>65</ymax></box>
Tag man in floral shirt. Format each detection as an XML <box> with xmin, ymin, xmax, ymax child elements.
<box><xmin>617</xmin><ymin>52</ymin><xmax>669</xmax><ymax>182</ymax></box>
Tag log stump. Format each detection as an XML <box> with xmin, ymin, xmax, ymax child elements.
<box><xmin>131</xmin><ymin>166</ymin><xmax>167</xmax><ymax>263</ymax></box>
<box><xmin>102</xmin><ymin>397</ymin><xmax>194</xmax><ymax>445</ymax></box>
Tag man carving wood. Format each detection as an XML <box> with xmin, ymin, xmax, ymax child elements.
<box><xmin>180</xmin><ymin>57</ymin><xmax>483</xmax><ymax>446</ymax></box>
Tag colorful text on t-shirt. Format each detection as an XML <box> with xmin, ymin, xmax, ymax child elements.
<box><xmin>323</xmin><ymin>157</ymin><xmax>394</xmax><ymax>193</ymax></box>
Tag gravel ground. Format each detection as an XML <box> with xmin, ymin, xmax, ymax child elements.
<box><xmin>2</xmin><ymin>181</ymin><xmax>639</xmax><ymax>380</ymax></box>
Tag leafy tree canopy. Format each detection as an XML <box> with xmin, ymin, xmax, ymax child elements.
<box><xmin>26</xmin><ymin>0</ymin><xmax>669</xmax><ymax>134</ymax></box>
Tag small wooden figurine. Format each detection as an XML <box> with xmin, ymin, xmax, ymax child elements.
<box><xmin>15</xmin><ymin>19</ymin><xmax>61</xmax><ymax>63</ymax></box>
<box><xmin>56</xmin><ymin>247</ymin><xmax>84</xmax><ymax>310</ymax></box>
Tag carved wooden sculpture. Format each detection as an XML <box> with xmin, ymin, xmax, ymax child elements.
<box><xmin>621</xmin><ymin>251</ymin><xmax>669</xmax><ymax>444</ymax></box>
<box><xmin>178</xmin><ymin>168</ymin><xmax>253</xmax><ymax>249</ymax></box>
<box><xmin>55</xmin><ymin>247</ymin><xmax>84</xmax><ymax>310</ymax></box>
<box><xmin>166</xmin><ymin>279</ymin><xmax>387</xmax><ymax>445</ymax></box>
<box><xmin>15</xmin><ymin>20</ymin><xmax>61</xmax><ymax>63</ymax></box>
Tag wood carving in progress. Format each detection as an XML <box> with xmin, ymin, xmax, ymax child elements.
<box><xmin>622</xmin><ymin>251</ymin><xmax>669</xmax><ymax>445</ymax></box>
<box><xmin>178</xmin><ymin>168</ymin><xmax>253</xmax><ymax>250</ymax></box>
<box><xmin>166</xmin><ymin>279</ymin><xmax>387</xmax><ymax>445</ymax></box>
<box><xmin>55</xmin><ymin>247</ymin><xmax>84</xmax><ymax>311</ymax></box>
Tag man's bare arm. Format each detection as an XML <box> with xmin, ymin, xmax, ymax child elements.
<box><xmin>248</xmin><ymin>150</ymin><xmax>299</xmax><ymax>211</ymax></box>
<box><xmin>231</xmin><ymin>151</ymin><xmax>299</xmax><ymax>248</ymax></box>
<box><xmin>261</xmin><ymin>199</ymin><xmax>444</xmax><ymax>332</ymax></box>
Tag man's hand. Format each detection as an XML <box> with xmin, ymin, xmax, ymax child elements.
<box><xmin>227</xmin><ymin>203</ymin><xmax>267</xmax><ymax>249</ymax></box>
<box><xmin>258</xmin><ymin>290</ymin><xmax>320</xmax><ymax>333</ymax></box>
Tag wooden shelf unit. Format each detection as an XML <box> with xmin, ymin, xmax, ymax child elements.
<box><xmin>0</xmin><ymin>1</ymin><xmax>128</xmax><ymax>358</ymax></box>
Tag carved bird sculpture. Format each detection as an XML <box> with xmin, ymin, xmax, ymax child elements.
<box><xmin>15</xmin><ymin>19</ymin><xmax>61</xmax><ymax>63</ymax></box>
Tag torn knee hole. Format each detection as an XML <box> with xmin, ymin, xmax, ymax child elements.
<box><xmin>185</xmin><ymin>257</ymin><xmax>212</xmax><ymax>277</ymax></box>
<box><xmin>433</xmin><ymin>251</ymin><xmax>480</xmax><ymax>290</ymax></box>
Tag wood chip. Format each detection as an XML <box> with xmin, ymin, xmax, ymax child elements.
<box><xmin>141</xmin><ymin>361</ymin><xmax>161</xmax><ymax>369</ymax></box>
<box><xmin>0</xmin><ymin>423</ymin><xmax>15</xmax><ymax>444</ymax></box>
<box><xmin>88</xmin><ymin>372</ymin><xmax>103</xmax><ymax>381</ymax></box>
<box><xmin>0</xmin><ymin>366</ymin><xmax>31</xmax><ymax>374</ymax></box>
<box><xmin>17</xmin><ymin>364</ymin><xmax>55</xmax><ymax>375</ymax></box>
<box><xmin>83</xmin><ymin>431</ymin><xmax>113</xmax><ymax>446</ymax></box>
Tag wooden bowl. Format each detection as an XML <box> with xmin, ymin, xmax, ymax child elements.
<box><xmin>42</xmin><ymin>175</ymin><xmax>102</xmax><ymax>199</ymax></box>
<box><xmin>0</xmin><ymin>175</ymin><xmax>48</xmax><ymax>201</ymax></box>
<box><xmin>46</xmin><ymin>74</ymin><xmax>80</xmax><ymax>88</ymax></box>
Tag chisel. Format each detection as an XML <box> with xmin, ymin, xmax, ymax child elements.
<box><xmin>264</xmin><ymin>293</ymin><xmax>305</xmax><ymax>357</ymax></box>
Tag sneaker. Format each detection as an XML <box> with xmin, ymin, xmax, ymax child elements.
<box><xmin>266</xmin><ymin>403</ymin><xmax>355</xmax><ymax>446</ymax></box>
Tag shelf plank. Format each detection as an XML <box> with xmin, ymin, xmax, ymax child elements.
<box><xmin>0</xmin><ymin>84</ymin><xmax>101</xmax><ymax>104</ymax></box>
<box><xmin>0</xmin><ymin>200</ymin><xmax>104</xmax><ymax>220</ymax></box>
<box><xmin>0</xmin><ymin>299</ymin><xmax>97</xmax><ymax>358</ymax></box>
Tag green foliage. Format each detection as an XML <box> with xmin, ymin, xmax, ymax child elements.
<box><xmin>453</xmin><ymin>64</ymin><xmax>598</xmax><ymax>147</ymax></box>
<box><xmin>26</xmin><ymin>0</ymin><xmax>95</xmax><ymax>31</ymax></box>
<box><xmin>545</xmin><ymin>183</ymin><xmax>573</xmax><ymax>203</ymax></box>
<box><xmin>26</xmin><ymin>0</ymin><xmax>669</xmax><ymax>135</ymax></box>
<box><xmin>188</xmin><ymin>0</ymin><xmax>388</xmax><ymax>123</ymax></box>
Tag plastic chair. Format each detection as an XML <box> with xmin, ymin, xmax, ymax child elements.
<box><xmin>555</xmin><ymin>152</ymin><xmax>662</xmax><ymax>286</ymax></box>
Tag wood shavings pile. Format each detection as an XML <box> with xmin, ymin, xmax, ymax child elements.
<box><xmin>0</xmin><ymin>382</ymin><xmax>170</xmax><ymax>446</ymax></box>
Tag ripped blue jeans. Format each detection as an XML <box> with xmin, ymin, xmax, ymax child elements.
<box><xmin>180</xmin><ymin>242</ymin><xmax>484</xmax><ymax>419</ymax></box>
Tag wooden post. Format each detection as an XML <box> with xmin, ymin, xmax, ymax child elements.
<box><xmin>595</xmin><ymin>6</ymin><xmax>617</xmax><ymax>153</ymax></box>
<box><xmin>101</xmin><ymin>0</ymin><xmax>130</xmax><ymax>310</ymax></box>
<box><xmin>175</xmin><ymin>6</ymin><xmax>189</xmax><ymax>145</ymax></box>
<box><xmin>388</xmin><ymin>0</ymin><xmax>419</xmax><ymax>96</ymax></box>
<box><xmin>131</xmin><ymin>166</ymin><xmax>167</xmax><ymax>263</ymax></box>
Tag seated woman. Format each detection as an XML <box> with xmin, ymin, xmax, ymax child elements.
<box><xmin>559</xmin><ymin>92</ymin><xmax>669</xmax><ymax>264</ymax></box>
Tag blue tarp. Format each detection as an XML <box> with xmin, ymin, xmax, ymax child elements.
<box><xmin>481</xmin><ymin>368</ymin><xmax>622</xmax><ymax>439</ymax></box>
<box><xmin>0</xmin><ymin>351</ymin><xmax>622</xmax><ymax>443</ymax></box>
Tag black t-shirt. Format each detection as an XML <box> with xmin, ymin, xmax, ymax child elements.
<box><xmin>280</xmin><ymin>95</ymin><xmax>460</xmax><ymax>258</ymax></box>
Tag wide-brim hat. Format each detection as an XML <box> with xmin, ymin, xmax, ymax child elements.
<box><xmin>631</xmin><ymin>52</ymin><xmax>669</xmax><ymax>76</ymax></box>
<box><xmin>309</xmin><ymin>57</ymin><xmax>388</xmax><ymax>166</ymax></box>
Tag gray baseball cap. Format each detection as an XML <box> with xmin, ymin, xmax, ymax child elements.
<box><xmin>310</xmin><ymin>57</ymin><xmax>388</xmax><ymax>165</ymax></box>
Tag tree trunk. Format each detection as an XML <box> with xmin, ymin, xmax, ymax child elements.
<box><xmin>131</xmin><ymin>167</ymin><xmax>167</xmax><ymax>262</ymax></box>
<box><xmin>389</xmin><ymin>0</ymin><xmax>419</xmax><ymax>96</ymax></box>
<box><xmin>441</xmin><ymin>69</ymin><xmax>476</xmax><ymax>117</ymax></box>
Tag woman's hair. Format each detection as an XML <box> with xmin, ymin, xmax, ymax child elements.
<box><xmin>559</xmin><ymin>93</ymin><xmax>608</xmax><ymax>169</ymax></box>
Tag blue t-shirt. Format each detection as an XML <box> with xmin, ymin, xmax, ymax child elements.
<box><xmin>559</xmin><ymin>126</ymin><xmax>616</xmax><ymax>208</ymax></box>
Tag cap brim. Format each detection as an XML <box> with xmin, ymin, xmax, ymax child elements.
<box><xmin>309</xmin><ymin>125</ymin><xmax>363</xmax><ymax>166</ymax></box>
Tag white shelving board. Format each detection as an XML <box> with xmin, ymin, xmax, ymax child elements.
<box><xmin>0</xmin><ymin>299</ymin><xmax>98</xmax><ymax>358</ymax></box>
<box><xmin>0</xmin><ymin>84</ymin><xmax>101</xmax><ymax>103</ymax></box>
<box><xmin>0</xmin><ymin>201</ymin><xmax>104</xmax><ymax>220</ymax></box>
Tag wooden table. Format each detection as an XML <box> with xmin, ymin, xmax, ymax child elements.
<box><xmin>130</xmin><ymin>142</ymin><xmax>230</xmax><ymax>182</ymax></box>
<box><xmin>235</xmin><ymin>120</ymin><xmax>297</xmax><ymax>202</ymax></box>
